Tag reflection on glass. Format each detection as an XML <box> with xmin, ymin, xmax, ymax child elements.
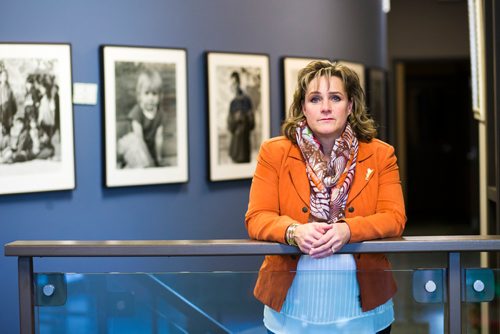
<box><xmin>34</xmin><ymin>269</ymin><xmax>499</xmax><ymax>333</ymax></box>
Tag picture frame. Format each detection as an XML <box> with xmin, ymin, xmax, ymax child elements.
<box><xmin>102</xmin><ymin>45</ymin><xmax>188</xmax><ymax>187</ymax></box>
<box><xmin>282</xmin><ymin>56</ymin><xmax>329</xmax><ymax>118</ymax></box>
<box><xmin>0</xmin><ymin>43</ymin><xmax>75</xmax><ymax>195</ymax></box>
<box><xmin>366</xmin><ymin>67</ymin><xmax>388</xmax><ymax>140</ymax></box>
<box><xmin>206</xmin><ymin>51</ymin><xmax>270</xmax><ymax>181</ymax></box>
<box><xmin>336</xmin><ymin>60</ymin><xmax>366</xmax><ymax>91</ymax></box>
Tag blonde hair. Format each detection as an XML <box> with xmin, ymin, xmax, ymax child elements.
<box><xmin>136</xmin><ymin>67</ymin><xmax>162</xmax><ymax>97</ymax></box>
<box><xmin>282</xmin><ymin>60</ymin><xmax>377</xmax><ymax>142</ymax></box>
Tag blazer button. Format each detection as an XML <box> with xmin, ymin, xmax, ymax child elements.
<box><xmin>302</xmin><ymin>207</ymin><xmax>308</xmax><ymax>213</ymax></box>
<box><xmin>348</xmin><ymin>206</ymin><xmax>354</xmax><ymax>213</ymax></box>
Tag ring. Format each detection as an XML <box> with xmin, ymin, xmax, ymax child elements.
<box><xmin>331</xmin><ymin>245</ymin><xmax>335</xmax><ymax>253</ymax></box>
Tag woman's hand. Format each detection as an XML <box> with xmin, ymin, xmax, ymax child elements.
<box><xmin>294</xmin><ymin>223</ymin><xmax>332</xmax><ymax>254</ymax></box>
<box><xmin>308</xmin><ymin>222</ymin><xmax>351</xmax><ymax>259</ymax></box>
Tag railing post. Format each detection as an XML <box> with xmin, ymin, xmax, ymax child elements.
<box><xmin>18</xmin><ymin>256</ymin><xmax>34</xmax><ymax>334</ymax></box>
<box><xmin>448</xmin><ymin>252</ymin><xmax>462</xmax><ymax>333</ymax></box>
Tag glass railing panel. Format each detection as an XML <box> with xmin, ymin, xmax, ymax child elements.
<box><xmin>389</xmin><ymin>250</ymin><xmax>483</xmax><ymax>333</ymax></box>
<box><xmin>463</xmin><ymin>268</ymin><xmax>499</xmax><ymax>333</ymax></box>
<box><xmin>35</xmin><ymin>272</ymin><xmax>263</xmax><ymax>334</ymax></box>
<box><xmin>392</xmin><ymin>269</ymin><xmax>445</xmax><ymax>333</ymax></box>
<box><xmin>34</xmin><ymin>269</ymin><xmax>448</xmax><ymax>333</ymax></box>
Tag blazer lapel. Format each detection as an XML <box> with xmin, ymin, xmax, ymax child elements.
<box><xmin>288</xmin><ymin>145</ymin><xmax>310</xmax><ymax>206</ymax></box>
<box><xmin>347</xmin><ymin>142</ymin><xmax>374</xmax><ymax>205</ymax></box>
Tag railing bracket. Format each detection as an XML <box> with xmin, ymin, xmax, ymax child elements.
<box><xmin>35</xmin><ymin>273</ymin><xmax>67</xmax><ymax>307</ymax></box>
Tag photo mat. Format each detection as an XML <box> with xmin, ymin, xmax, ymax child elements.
<box><xmin>206</xmin><ymin>52</ymin><xmax>270</xmax><ymax>181</ymax></box>
<box><xmin>103</xmin><ymin>45</ymin><xmax>188</xmax><ymax>187</ymax></box>
<box><xmin>0</xmin><ymin>43</ymin><xmax>75</xmax><ymax>195</ymax></box>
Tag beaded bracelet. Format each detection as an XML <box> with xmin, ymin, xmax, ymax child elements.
<box><xmin>285</xmin><ymin>223</ymin><xmax>299</xmax><ymax>246</ymax></box>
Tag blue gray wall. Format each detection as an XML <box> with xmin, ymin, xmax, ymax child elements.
<box><xmin>0</xmin><ymin>0</ymin><xmax>386</xmax><ymax>331</ymax></box>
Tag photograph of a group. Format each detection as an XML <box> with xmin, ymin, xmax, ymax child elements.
<box><xmin>206</xmin><ymin>52</ymin><xmax>270</xmax><ymax>181</ymax></box>
<box><xmin>0</xmin><ymin>43</ymin><xmax>75</xmax><ymax>195</ymax></box>
<box><xmin>103</xmin><ymin>45</ymin><xmax>188</xmax><ymax>187</ymax></box>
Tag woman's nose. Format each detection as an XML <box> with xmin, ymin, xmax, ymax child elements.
<box><xmin>321</xmin><ymin>99</ymin><xmax>332</xmax><ymax>112</ymax></box>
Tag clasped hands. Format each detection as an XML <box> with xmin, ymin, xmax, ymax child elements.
<box><xmin>294</xmin><ymin>222</ymin><xmax>351</xmax><ymax>259</ymax></box>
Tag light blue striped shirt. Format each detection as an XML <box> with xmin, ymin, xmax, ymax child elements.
<box><xmin>264</xmin><ymin>254</ymin><xmax>394</xmax><ymax>333</ymax></box>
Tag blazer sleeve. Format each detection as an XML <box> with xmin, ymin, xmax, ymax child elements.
<box><xmin>245</xmin><ymin>140</ymin><xmax>297</xmax><ymax>243</ymax></box>
<box><xmin>345</xmin><ymin>144</ymin><xmax>407</xmax><ymax>242</ymax></box>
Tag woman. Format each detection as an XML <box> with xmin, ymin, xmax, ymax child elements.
<box><xmin>245</xmin><ymin>61</ymin><xmax>406</xmax><ymax>333</ymax></box>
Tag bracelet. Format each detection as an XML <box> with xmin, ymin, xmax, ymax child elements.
<box><xmin>285</xmin><ymin>223</ymin><xmax>299</xmax><ymax>246</ymax></box>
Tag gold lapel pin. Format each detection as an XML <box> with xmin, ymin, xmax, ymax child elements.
<box><xmin>365</xmin><ymin>168</ymin><xmax>374</xmax><ymax>181</ymax></box>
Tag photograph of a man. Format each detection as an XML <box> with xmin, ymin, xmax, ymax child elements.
<box><xmin>227</xmin><ymin>71</ymin><xmax>254</xmax><ymax>163</ymax></box>
<box><xmin>207</xmin><ymin>52</ymin><xmax>270</xmax><ymax>181</ymax></box>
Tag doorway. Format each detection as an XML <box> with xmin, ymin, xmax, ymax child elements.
<box><xmin>395</xmin><ymin>59</ymin><xmax>479</xmax><ymax>234</ymax></box>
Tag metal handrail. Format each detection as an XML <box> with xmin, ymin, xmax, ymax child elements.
<box><xmin>4</xmin><ymin>235</ymin><xmax>500</xmax><ymax>334</ymax></box>
<box><xmin>5</xmin><ymin>235</ymin><xmax>500</xmax><ymax>257</ymax></box>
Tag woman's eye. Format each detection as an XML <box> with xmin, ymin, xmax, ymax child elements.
<box><xmin>330</xmin><ymin>95</ymin><xmax>341</xmax><ymax>102</ymax></box>
<box><xmin>310</xmin><ymin>96</ymin><xmax>321</xmax><ymax>103</ymax></box>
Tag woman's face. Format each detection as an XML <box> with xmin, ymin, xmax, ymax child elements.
<box><xmin>302</xmin><ymin>75</ymin><xmax>352</xmax><ymax>141</ymax></box>
<box><xmin>138</xmin><ymin>83</ymin><xmax>160</xmax><ymax>113</ymax></box>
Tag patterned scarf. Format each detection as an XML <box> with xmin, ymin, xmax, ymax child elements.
<box><xmin>295</xmin><ymin>121</ymin><xmax>359</xmax><ymax>224</ymax></box>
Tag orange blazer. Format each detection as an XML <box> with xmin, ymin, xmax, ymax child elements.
<box><xmin>245</xmin><ymin>136</ymin><xmax>406</xmax><ymax>312</ymax></box>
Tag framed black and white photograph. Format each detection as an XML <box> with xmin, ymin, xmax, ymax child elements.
<box><xmin>102</xmin><ymin>45</ymin><xmax>188</xmax><ymax>187</ymax></box>
<box><xmin>206</xmin><ymin>52</ymin><xmax>270</xmax><ymax>181</ymax></box>
<box><xmin>0</xmin><ymin>43</ymin><xmax>75</xmax><ymax>195</ymax></box>
<box><xmin>367</xmin><ymin>68</ymin><xmax>388</xmax><ymax>140</ymax></box>
<box><xmin>336</xmin><ymin>60</ymin><xmax>366</xmax><ymax>92</ymax></box>
<box><xmin>282</xmin><ymin>56</ymin><xmax>329</xmax><ymax>118</ymax></box>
